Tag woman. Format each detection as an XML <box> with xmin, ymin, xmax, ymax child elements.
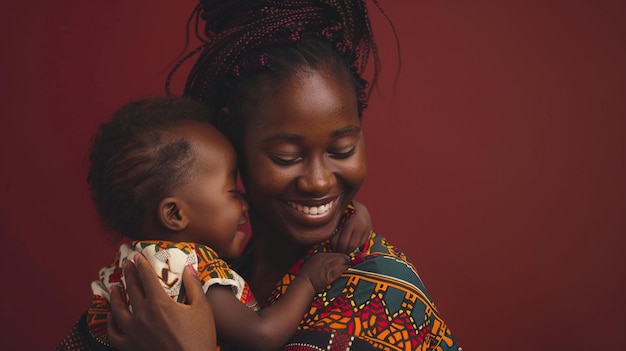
<box><xmin>110</xmin><ymin>1</ymin><xmax>458</xmax><ymax>350</ymax></box>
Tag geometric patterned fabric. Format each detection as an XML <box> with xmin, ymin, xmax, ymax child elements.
<box><xmin>272</xmin><ymin>232</ymin><xmax>459</xmax><ymax>351</ymax></box>
<box><xmin>56</xmin><ymin>241</ymin><xmax>257</xmax><ymax>351</ymax></box>
<box><xmin>239</xmin><ymin>202</ymin><xmax>460</xmax><ymax>351</ymax></box>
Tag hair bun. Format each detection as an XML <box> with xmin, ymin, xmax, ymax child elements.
<box><xmin>198</xmin><ymin>0</ymin><xmax>369</xmax><ymax>48</ymax></box>
<box><xmin>199</xmin><ymin>0</ymin><xmax>265</xmax><ymax>35</ymax></box>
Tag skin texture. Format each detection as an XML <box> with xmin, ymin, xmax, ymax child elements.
<box><xmin>109</xmin><ymin>256</ymin><xmax>217</xmax><ymax>351</ymax></box>
<box><xmin>237</xmin><ymin>68</ymin><xmax>367</xmax><ymax>302</ymax></box>
<box><xmin>207</xmin><ymin>252</ymin><xmax>350</xmax><ymax>351</ymax></box>
<box><xmin>149</xmin><ymin>120</ymin><xmax>249</xmax><ymax>259</ymax></box>
<box><xmin>109</xmin><ymin>67</ymin><xmax>368</xmax><ymax>350</ymax></box>
<box><xmin>330</xmin><ymin>200</ymin><xmax>372</xmax><ymax>254</ymax></box>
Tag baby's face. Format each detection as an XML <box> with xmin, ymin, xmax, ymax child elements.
<box><xmin>173</xmin><ymin>121</ymin><xmax>248</xmax><ymax>259</ymax></box>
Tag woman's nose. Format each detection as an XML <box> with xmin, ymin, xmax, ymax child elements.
<box><xmin>296</xmin><ymin>156</ymin><xmax>336</xmax><ymax>196</ymax></box>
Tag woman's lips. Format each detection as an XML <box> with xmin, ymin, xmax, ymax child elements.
<box><xmin>286</xmin><ymin>198</ymin><xmax>338</xmax><ymax>216</ymax></box>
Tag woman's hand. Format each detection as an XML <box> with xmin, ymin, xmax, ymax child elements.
<box><xmin>107</xmin><ymin>254</ymin><xmax>216</xmax><ymax>351</ymax></box>
<box><xmin>330</xmin><ymin>200</ymin><xmax>373</xmax><ymax>254</ymax></box>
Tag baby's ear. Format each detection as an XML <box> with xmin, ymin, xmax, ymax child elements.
<box><xmin>158</xmin><ymin>197</ymin><xmax>189</xmax><ymax>231</ymax></box>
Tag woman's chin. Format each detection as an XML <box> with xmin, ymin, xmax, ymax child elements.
<box><xmin>281</xmin><ymin>212</ymin><xmax>345</xmax><ymax>246</ymax></box>
<box><xmin>255</xmin><ymin>198</ymin><xmax>351</xmax><ymax>246</ymax></box>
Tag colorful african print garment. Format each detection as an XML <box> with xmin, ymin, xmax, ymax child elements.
<box><xmin>231</xmin><ymin>204</ymin><xmax>459</xmax><ymax>351</ymax></box>
<box><xmin>55</xmin><ymin>240</ymin><xmax>258</xmax><ymax>351</ymax></box>
<box><xmin>275</xmin><ymin>232</ymin><xmax>459</xmax><ymax>351</ymax></box>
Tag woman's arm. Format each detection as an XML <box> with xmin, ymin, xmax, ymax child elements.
<box><xmin>209</xmin><ymin>252</ymin><xmax>350</xmax><ymax>351</ymax></box>
<box><xmin>107</xmin><ymin>254</ymin><xmax>217</xmax><ymax>351</ymax></box>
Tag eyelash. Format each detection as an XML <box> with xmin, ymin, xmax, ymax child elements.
<box><xmin>270</xmin><ymin>154</ymin><xmax>302</xmax><ymax>166</ymax></box>
<box><xmin>329</xmin><ymin>146</ymin><xmax>356</xmax><ymax>159</ymax></box>
<box><xmin>270</xmin><ymin>146</ymin><xmax>356</xmax><ymax>165</ymax></box>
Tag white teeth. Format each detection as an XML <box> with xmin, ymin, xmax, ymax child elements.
<box><xmin>287</xmin><ymin>200</ymin><xmax>334</xmax><ymax>216</ymax></box>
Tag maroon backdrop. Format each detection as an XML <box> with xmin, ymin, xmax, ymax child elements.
<box><xmin>1</xmin><ymin>1</ymin><xmax>624</xmax><ymax>350</ymax></box>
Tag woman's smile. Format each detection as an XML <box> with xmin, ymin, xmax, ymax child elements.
<box><xmin>283</xmin><ymin>196</ymin><xmax>341</xmax><ymax>228</ymax></box>
<box><xmin>238</xmin><ymin>66</ymin><xmax>367</xmax><ymax>245</ymax></box>
<box><xmin>274</xmin><ymin>195</ymin><xmax>344</xmax><ymax>239</ymax></box>
<box><xmin>286</xmin><ymin>198</ymin><xmax>338</xmax><ymax>216</ymax></box>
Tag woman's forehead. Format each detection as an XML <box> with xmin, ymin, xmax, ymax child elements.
<box><xmin>242</xmin><ymin>69</ymin><xmax>359</xmax><ymax>131</ymax></box>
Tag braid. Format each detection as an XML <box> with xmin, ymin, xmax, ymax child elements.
<box><xmin>165</xmin><ymin>0</ymin><xmax>393</xmax><ymax>128</ymax></box>
<box><xmin>165</xmin><ymin>4</ymin><xmax>204</xmax><ymax>96</ymax></box>
<box><xmin>87</xmin><ymin>96</ymin><xmax>211</xmax><ymax>241</ymax></box>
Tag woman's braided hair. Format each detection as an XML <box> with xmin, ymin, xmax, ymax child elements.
<box><xmin>166</xmin><ymin>0</ymin><xmax>392</xmax><ymax>139</ymax></box>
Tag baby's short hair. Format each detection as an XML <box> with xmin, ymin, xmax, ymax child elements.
<box><xmin>87</xmin><ymin>96</ymin><xmax>212</xmax><ymax>241</ymax></box>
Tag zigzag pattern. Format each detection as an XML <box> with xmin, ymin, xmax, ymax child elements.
<box><xmin>268</xmin><ymin>232</ymin><xmax>456</xmax><ymax>351</ymax></box>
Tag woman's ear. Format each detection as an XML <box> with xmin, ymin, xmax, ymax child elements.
<box><xmin>158</xmin><ymin>197</ymin><xmax>189</xmax><ymax>231</ymax></box>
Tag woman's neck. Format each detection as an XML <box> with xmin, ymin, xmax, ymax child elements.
<box><xmin>248</xmin><ymin>225</ymin><xmax>307</xmax><ymax>303</ymax></box>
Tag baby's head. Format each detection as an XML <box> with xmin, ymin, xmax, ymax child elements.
<box><xmin>88</xmin><ymin>96</ymin><xmax>248</xmax><ymax>258</ymax></box>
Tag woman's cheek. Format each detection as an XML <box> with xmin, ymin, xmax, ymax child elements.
<box><xmin>342</xmin><ymin>148</ymin><xmax>368</xmax><ymax>189</ymax></box>
<box><xmin>248</xmin><ymin>159</ymin><xmax>291</xmax><ymax>196</ymax></box>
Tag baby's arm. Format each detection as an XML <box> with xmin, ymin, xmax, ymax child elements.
<box><xmin>208</xmin><ymin>252</ymin><xmax>350</xmax><ymax>351</ymax></box>
<box><xmin>330</xmin><ymin>200</ymin><xmax>373</xmax><ymax>254</ymax></box>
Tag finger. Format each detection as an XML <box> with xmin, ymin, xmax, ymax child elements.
<box><xmin>109</xmin><ymin>285</ymin><xmax>131</xmax><ymax>325</ymax></box>
<box><xmin>342</xmin><ymin>235</ymin><xmax>352</xmax><ymax>254</ymax></box>
<box><xmin>107</xmin><ymin>312</ymin><xmax>125</xmax><ymax>349</ymax></box>
<box><xmin>181</xmin><ymin>264</ymin><xmax>206</xmax><ymax>305</ymax></box>
<box><xmin>133</xmin><ymin>253</ymin><xmax>167</xmax><ymax>300</ymax></box>
<box><xmin>329</xmin><ymin>230</ymin><xmax>345</xmax><ymax>253</ymax></box>
<box><xmin>340</xmin><ymin>253</ymin><xmax>351</xmax><ymax>267</ymax></box>
<box><xmin>353</xmin><ymin>200</ymin><xmax>370</xmax><ymax>219</ymax></box>
<box><xmin>349</xmin><ymin>234</ymin><xmax>363</xmax><ymax>255</ymax></box>
<box><xmin>328</xmin><ymin>253</ymin><xmax>351</xmax><ymax>268</ymax></box>
<box><xmin>121</xmin><ymin>258</ymin><xmax>146</xmax><ymax>311</ymax></box>
<box><xmin>327</xmin><ymin>254</ymin><xmax>351</xmax><ymax>279</ymax></box>
<box><xmin>337</xmin><ymin>233</ymin><xmax>350</xmax><ymax>254</ymax></box>
<box><xmin>108</xmin><ymin>286</ymin><xmax>129</xmax><ymax>348</ymax></box>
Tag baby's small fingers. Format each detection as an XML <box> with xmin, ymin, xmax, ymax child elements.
<box><xmin>336</xmin><ymin>235</ymin><xmax>350</xmax><ymax>254</ymax></box>
<box><xmin>326</xmin><ymin>253</ymin><xmax>351</xmax><ymax>271</ymax></box>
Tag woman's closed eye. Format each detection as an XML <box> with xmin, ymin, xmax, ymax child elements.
<box><xmin>269</xmin><ymin>146</ymin><xmax>356</xmax><ymax>165</ymax></box>
<box><xmin>270</xmin><ymin>153</ymin><xmax>303</xmax><ymax>166</ymax></box>
<box><xmin>328</xmin><ymin>146</ymin><xmax>356</xmax><ymax>159</ymax></box>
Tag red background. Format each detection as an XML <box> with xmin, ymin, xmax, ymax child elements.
<box><xmin>1</xmin><ymin>1</ymin><xmax>624</xmax><ymax>350</ymax></box>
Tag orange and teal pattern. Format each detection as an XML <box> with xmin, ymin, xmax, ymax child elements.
<box><xmin>274</xmin><ymin>233</ymin><xmax>458</xmax><ymax>351</ymax></box>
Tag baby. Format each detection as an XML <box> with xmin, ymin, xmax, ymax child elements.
<box><xmin>56</xmin><ymin>96</ymin><xmax>370</xmax><ymax>351</ymax></box>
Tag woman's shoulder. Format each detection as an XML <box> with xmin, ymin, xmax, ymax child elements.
<box><xmin>361</xmin><ymin>231</ymin><xmax>411</xmax><ymax>260</ymax></box>
<box><xmin>349</xmin><ymin>232</ymin><xmax>430</xmax><ymax>300</ymax></box>
<box><xmin>305</xmin><ymin>232</ymin><xmax>458</xmax><ymax>350</ymax></box>
<box><xmin>353</xmin><ymin>232</ymin><xmax>426</xmax><ymax>285</ymax></box>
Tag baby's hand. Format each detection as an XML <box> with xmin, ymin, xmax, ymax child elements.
<box><xmin>330</xmin><ymin>200</ymin><xmax>373</xmax><ymax>254</ymax></box>
<box><xmin>297</xmin><ymin>253</ymin><xmax>350</xmax><ymax>292</ymax></box>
